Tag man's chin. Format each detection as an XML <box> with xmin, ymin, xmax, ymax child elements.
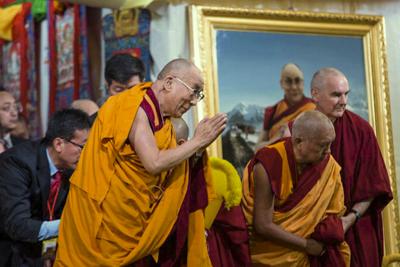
<box><xmin>334</xmin><ymin>110</ymin><xmax>345</xmax><ymax>118</ymax></box>
<box><xmin>69</xmin><ymin>163</ymin><xmax>78</xmax><ymax>170</ymax></box>
<box><xmin>7</xmin><ymin>123</ymin><xmax>18</xmax><ymax>130</ymax></box>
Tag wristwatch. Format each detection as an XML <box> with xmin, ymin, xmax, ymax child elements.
<box><xmin>350</xmin><ymin>209</ymin><xmax>361</xmax><ymax>221</ymax></box>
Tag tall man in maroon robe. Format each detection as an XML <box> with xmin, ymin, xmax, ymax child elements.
<box><xmin>311</xmin><ymin>67</ymin><xmax>393</xmax><ymax>267</ymax></box>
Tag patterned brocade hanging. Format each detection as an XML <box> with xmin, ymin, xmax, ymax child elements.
<box><xmin>102</xmin><ymin>8</ymin><xmax>151</xmax><ymax>82</ymax></box>
<box><xmin>48</xmin><ymin>3</ymin><xmax>91</xmax><ymax>114</ymax></box>
<box><xmin>0</xmin><ymin>2</ymin><xmax>42</xmax><ymax>138</ymax></box>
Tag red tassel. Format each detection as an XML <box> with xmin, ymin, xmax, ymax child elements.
<box><xmin>13</xmin><ymin>2</ymin><xmax>31</xmax><ymax>118</ymax></box>
<box><xmin>48</xmin><ymin>0</ymin><xmax>57</xmax><ymax>114</ymax></box>
<box><xmin>73</xmin><ymin>4</ymin><xmax>80</xmax><ymax>100</ymax></box>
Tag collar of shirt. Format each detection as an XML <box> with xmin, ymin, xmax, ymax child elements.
<box><xmin>46</xmin><ymin>149</ymin><xmax>59</xmax><ymax>177</ymax></box>
<box><xmin>3</xmin><ymin>133</ymin><xmax>12</xmax><ymax>148</ymax></box>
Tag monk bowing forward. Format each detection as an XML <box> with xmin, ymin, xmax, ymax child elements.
<box><xmin>55</xmin><ymin>59</ymin><xmax>227</xmax><ymax>266</ymax></box>
<box><xmin>242</xmin><ymin>110</ymin><xmax>350</xmax><ymax>266</ymax></box>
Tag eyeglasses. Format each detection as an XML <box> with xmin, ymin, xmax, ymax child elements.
<box><xmin>283</xmin><ymin>77</ymin><xmax>304</xmax><ymax>86</ymax></box>
<box><xmin>64</xmin><ymin>139</ymin><xmax>85</xmax><ymax>149</ymax></box>
<box><xmin>0</xmin><ymin>103</ymin><xmax>23</xmax><ymax>113</ymax></box>
<box><xmin>174</xmin><ymin>77</ymin><xmax>205</xmax><ymax>101</ymax></box>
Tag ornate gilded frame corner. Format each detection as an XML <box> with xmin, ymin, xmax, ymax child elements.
<box><xmin>188</xmin><ymin>5</ymin><xmax>398</xmax><ymax>256</ymax></box>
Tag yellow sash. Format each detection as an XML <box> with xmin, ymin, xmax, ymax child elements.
<box><xmin>242</xmin><ymin>141</ymin><xmax>350</xmax><ymax>266</ymax></box>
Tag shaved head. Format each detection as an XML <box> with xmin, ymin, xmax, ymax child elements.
<box><xmin>71</xmin><ymin>99</ymin><xmax>99</xmax><ymax>116</ymax></box>
<box><xmin>310</xmin><ymin>67</ymin><xmax>349</xmax><ymax>121</ymax></box>
<box><xmin>171</xmin><ymin>117</ymin><xmax>189</xmax><ymax>144</ymax></box>
<box><xmin>281</xmin><ymin>63</ymin><xmax>303</xmax><ymax>80</ymax></box>
<box><xmin>157</xmin><ymin>58</ymin><xmax>200</xmax><ymax>80</ymax></box>
<box><xmin>311</xmin><ymin>67</ymin><xmax>346</xmax><ymax>92</ymax></box>
<box><xmin>292</xmin><ymin>110</ymin><xmax>336</xmax><ymax>164</ymax></box>
<box><xmin>280</xmin><ymin>63</ymin><xmax>304</xmax><ymax>105</ymax></box>
<box><xmin>292</xmin><ymin>110</ymin><xmax>335</xmax><ymax>141</ymax></box>
<box><xmin>153</xmin><ymin>58</ymin><xmax>204</xmax><ymax>118</ymax></box>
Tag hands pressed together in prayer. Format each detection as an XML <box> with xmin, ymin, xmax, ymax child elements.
<box><xmin>192</xmin><ymin>113</ymin><xmax>227</xmax><ymax>150</ymax></box>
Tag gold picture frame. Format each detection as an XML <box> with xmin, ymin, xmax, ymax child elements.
<box><xmin>189</xmin><ymin>5</ymin><xmax>399</xmax><ymax>258</ymax></box>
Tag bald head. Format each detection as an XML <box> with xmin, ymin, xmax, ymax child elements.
<box><xmin>311</xmin><ymin>67</ymin><xmax>346</xmax><ymax>92</ymax></box>
<box><xmin>171</xmin><ymin>117</ymin><xmax>189</xmax><ymax>145</ymax></box>
<box><xmin>280</xmin><ymin>63</ymin><xmax>304</xmax><ymax>105</ymax></box>
<box><xmin>310</xmin><ymin>67</ymin><xmax>349</xmax><ymax>121</ymax></box>
<box><xmin>157</xmin><ymin>58</ymin><xmax>201</xmax><ymax>80</ymax></box>
<box><xmin>292</xmin><ymin>110</ymin><xmax>335</xmax><ymax>141</ymax></box>
<box><xmin>71</xmin><ymin>99</ymin><xmax>99</xmax><ymax>116</ymax></box>
<box><xmin>292</xmin><ymin>110</ymin><xmax>335</xmax><ymax>164</ymax></box>
<box><xmin>281</xmin><ymin>63</ymin><xmax>303</xmax><ymax>80</ymax></box>
<box><xmin>154</xmin><ymin>58</ymin><xmax>204</xmax><ymax>118</ymax></box>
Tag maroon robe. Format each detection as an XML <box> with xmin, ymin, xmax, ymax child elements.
<box><xmin>331</xmin><ymin>110</ymin><xmax>392</xmax><ymax>267</ymax></box>
<box><xmin>157</xmin><ymin>156</ymin><xmax>209</xmax><ymax>267</ymax></box>
<box><xmin>207</xmin><ymin>205</ymin><xmax>251</xmax><ymax>267</ymax></box>
<box><xmin>263</xmin><ymin>96</ymin><xmax>314</xmax><ymax>131</ymax></box>
<box><xmin>245</xmin><ymin>138</ymin><xmax>347</xmax><ymax>266</ymax></box>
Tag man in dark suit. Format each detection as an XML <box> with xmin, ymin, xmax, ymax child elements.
<box><xmin>0</xmin><ymin>109</ymin><xmax>90</xmax><ymax>267</ymax></box>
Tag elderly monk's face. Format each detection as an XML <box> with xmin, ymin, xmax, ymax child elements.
<box><xmin>312</xmin><ymin>75</ymin><xmax>349</xmax><ymax>121</ymax></box>
<box><xmin>169</xmin><ymin>67</ymin><xmax>204</xmax><ymax>117</ymax></box>
<box><xmin>280</xmin><ymin>65</ymin><xmax>304</xmax><ymax>104</ymax></box>
<box><xmin>297</xmin><ymin>132</ymin><xmax>335</xmax><ymax>164</ymax></box>
<box><xmin>58</xmin><ymin>128</ymin><xmax>89</xmax><ymax>169</ymax></box>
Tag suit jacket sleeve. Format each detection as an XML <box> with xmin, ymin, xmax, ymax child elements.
<box><xmin>0</xmin><ymin>156</ymin><xmax>43</xmax><ymax>243</ymax></box>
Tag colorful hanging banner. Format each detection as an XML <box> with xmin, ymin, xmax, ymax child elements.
<box><xmin>102</xmin><ymin>8</ymin><xmax>151</xmax><ymax>81</ymax></box>
<box><xmin>48</xmin><ymin>2</ymin><xmax>91</xmax><ymax>114</ymax></box>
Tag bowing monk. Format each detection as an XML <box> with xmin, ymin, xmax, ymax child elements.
<box><xmin>242</xmin><ymin>110</ymin><xmax>350</xmax><ymax>266</ymax></box>
<box><xmin>256</xmin><ymin>63</ymin><xmax>315</xmax><ymax>150</ymax></box>
<box><xmin>54</xmin><ymin>59</ymin><xmax>227</xmax><ymax>266</ymax></box>
<box><xmin>311</xmin><ymin>68</ymin><xmax>392</xmax><ymax>267</ymax></box>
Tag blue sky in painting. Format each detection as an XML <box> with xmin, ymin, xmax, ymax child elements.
<box><xmin>216</xmin><ymin>30</ymin><xmax>368</xmax><ymax>120</ymax></box>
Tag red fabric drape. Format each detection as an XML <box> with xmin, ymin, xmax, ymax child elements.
<box><xmin>48</xmin><ymin>0</ymin><xmax>57</xmax><ymax>114</ymax></box>
<box><xmin>73</xmin><ymin>4</ymin><xmax>80</xmax><ymax>100</ymax></box>
<box><xmin>12</xmin><ymin>2</ymin><xmax>31</xmax><ymax>118</ymax></box>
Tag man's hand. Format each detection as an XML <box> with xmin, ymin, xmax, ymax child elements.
<box><xmin>341</xmin><ymin>213</ymin><xmax>357</xmax><ymax>233</ymax></box>
<box><xmin>305</xmin><ymin>238</ymin><xmax>325</xmax><ymax>256</ymax></box>
<box><xmin>43</xmin><ymin>258</ymin><xmax>52</xmax><ymax>267</ymax></box>
<box><xmin>193</xmin><ymin>113</ymin><xmax>227</xmax><ymax>149</ymax></box>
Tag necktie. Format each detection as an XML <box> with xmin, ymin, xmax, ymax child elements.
<box><xmin>47</xmin><ymin>171</ymin><xmax>62</xmax><ymax>220</ymax></box>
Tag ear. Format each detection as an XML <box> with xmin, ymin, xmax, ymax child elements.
<box><xmin>52</xmin><ymin>137</ymin><xmax>64</xmax><ymax>153</ymax></box>
<box><xmin>163</xmin><ymin>76</ymin><xmax>174</xmax><ymax>92</ymax></box>
<box><xmin>280</xmin><ymin>78</ymin><xmax>284</xmax><ymax>89</ymax></box>
<box><xmin>311</xmin><ymin>87</ymin><xmax>319</xmax><ymax>100</ymax></box>
<box><xmin>177</xmin><ymin>139</ymin><xmax>186</xmax><ymax>145</ymax></box>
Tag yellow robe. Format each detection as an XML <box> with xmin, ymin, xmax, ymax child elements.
<box><xmin>242</xmin><ymin>141</ymin><xmax>350</xmax><ymax>267</ymax></box>
<box><xmin>55</xmin><ymin>83</ymin><xmax>210</xmax><ymax>266</ymax></box>
<box><xmin>267</xmin><ymin>99</ymin><xmax>315</xmax><ymax>139</ymax></box>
